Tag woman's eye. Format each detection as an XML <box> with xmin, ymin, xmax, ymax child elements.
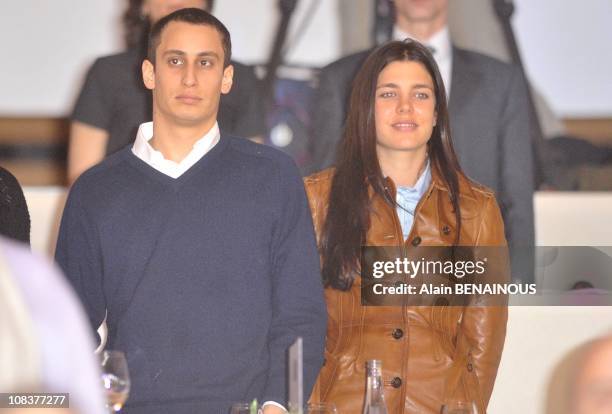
<box><xmin>415</xmin><ymin>92</ymin><xmax>430</xmax><ymax>100</ymax></box>
<box><xmin>379</xmin><ymin>91</ymin><xmax>395</xmax><ymax>98</ymax></box>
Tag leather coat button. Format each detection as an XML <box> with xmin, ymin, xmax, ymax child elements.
<box><xmin>411</xmin><ymin>236</ymin><xmax>422</xmax><ymax>246</ymax></box>
<box><xmin>392</xmin><ymin>328</ymin><xmax>404</xmax><ymax>339</ymax></box>
<box><xmin>442</xmin><ymin>225</ymin><xmax>451</xmax><ymax>235</ymax></box>
<box><xmin>467</xmin><ymin>362</ymin><xmax>474</xmax><ymax>372</ymax></box>
<box><xmin>391</xmin><ymin>377</ymin><xmax>402</xmax><ymax>388</ymax></box>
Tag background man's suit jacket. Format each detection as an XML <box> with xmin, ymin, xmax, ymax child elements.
<box><xmin>308</xmin><ymin>46</ymin><xmax>535</xmax><ymax>282</ymax></box>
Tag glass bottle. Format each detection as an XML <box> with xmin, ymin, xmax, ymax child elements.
<box><xmin>362</xmin><ymin>360</ymin><xmax>388</xmax><ymax>414</ymax></box>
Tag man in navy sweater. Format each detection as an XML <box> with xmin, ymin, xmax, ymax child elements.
<box><xmin>56</xmin><ymin>8</ymin><xmax>326</xmax><ymax>414</ymax></box>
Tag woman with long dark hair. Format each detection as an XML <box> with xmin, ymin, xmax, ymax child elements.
<box><xmin>305</xmin><ymin>40</ymin><xmax>508</xmax><ymax>413</ymax></box>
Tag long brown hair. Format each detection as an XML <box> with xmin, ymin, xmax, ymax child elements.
<box><xmin>321</xmin><ymin>40</ymin><xmax>464</xmax><ymax>291</ymax></box>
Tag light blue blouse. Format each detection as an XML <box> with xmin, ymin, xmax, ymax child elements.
<box><xmin>395</xmin><ymin>160</ymin><xmax>432</xmax><ymax>241</ymax></box>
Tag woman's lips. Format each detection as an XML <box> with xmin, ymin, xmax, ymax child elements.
<box><xmin>392</xmin><ymin>121</ymin><xmax>418</xmax><ymax>131</ymax></box>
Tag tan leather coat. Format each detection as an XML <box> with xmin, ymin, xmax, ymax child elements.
<box><xmin>304</xmin><ymin>167</ymin><xmax>508</xmax><ymax>413</ymax></box>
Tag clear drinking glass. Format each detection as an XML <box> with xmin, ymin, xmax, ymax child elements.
<box><xmin>100</xmin><ymin>350</ymin><xmax>131</xmax><ymax>413</ymax></box>
<box><xmin>441</xmin><ymin>400</ymin><xmax>479</xmax><ymax>414</ymax></box>
<box><xmin>305</xmin><ymin>402</ymin><xmax>338</xmax><ymax>413</ymax></box>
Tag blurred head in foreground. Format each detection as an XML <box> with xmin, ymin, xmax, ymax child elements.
<box><xmin>572</xmin><ymin>335</ymin><xmax>612</xmax><ymax>414</ymax></box>
<box><xmin>0</xmin><ymin>237</ymin><xmax>105</xmax><ymax>414</ymax></box>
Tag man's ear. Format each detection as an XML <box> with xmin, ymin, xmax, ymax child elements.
<box><xmin>221</xmin><ymin>64</ymin><xmax>234</xmax><ymax>95</ymax></box>
<box><xmin>142</xmin><ymin>59</ymin><xmax>155</xmax><ymax>90</ymax></box>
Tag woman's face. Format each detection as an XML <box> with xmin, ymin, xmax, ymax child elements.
<box><xmin>374</xmin><ymin>60</ymin><xmax>437</xmax><ymax>159</ymax></box>
<box><xmin>142</xmin><ymin>0</ymin><xmax>209</xmax><ymax>24</ymax></box>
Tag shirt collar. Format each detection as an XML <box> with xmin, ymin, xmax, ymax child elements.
<box><xmin>392</xmin><ymin>25</ymin><xmax>452</xmax><ymax>63</ymax></box>
<box><xmin>396</xmin><ymin>158</ymin><xmax>432</xmax><ymax>196</ymax></box>
<box><xmin>131</xmin><ymin>121</ymin><xmax>220</xmax><ymax>179</ymax></box>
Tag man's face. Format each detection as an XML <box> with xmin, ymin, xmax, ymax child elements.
<box><xmin>394</xmin><ymin>0</ymin><xmax>448</xmax><ymax>24</ymax></box>
<box><xmin>142</xmin><ymin>0</ymin><xmax>210</xmax><ymax>24</ymax></box>
<box><xmin>142</xmin><ymin>21</ymin><xmax>233</xmax><ymax>129</ymax></box>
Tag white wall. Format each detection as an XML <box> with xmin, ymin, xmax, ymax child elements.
<box><xmin>513</xmin><ymin>0</ymin><xmax>612</xmax><ymax>117</ymax></box>
<box><xmin>0</xmin><ymin>0</ymin><xmax>610</xmax><ymax>117</ymax></box>
<box><xmin>0</xmin><ymin>1</ymin><xmax>123</xmax><ymax>116</ymax></box>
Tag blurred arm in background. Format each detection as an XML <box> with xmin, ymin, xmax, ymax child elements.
<box><xmin>68</xmin><ymin>121</ymin><xmax>108</xmax><ymax>185</ymax></box>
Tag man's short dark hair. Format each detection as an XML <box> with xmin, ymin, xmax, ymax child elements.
<box><xmin>147</xmin><ymin>7</ymin><xmax>231</xmax><ymax>67</ymax></box>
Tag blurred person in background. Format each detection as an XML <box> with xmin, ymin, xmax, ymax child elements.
<box><xmin>0</xmin><ymin>236</ymin><xmax>106</xmax><ymax>414</ymax></box>
<box><xmin>305</xmin><ymin>40</ymin><xmax>508</xmax><ymax>413</ymax></box>
<box><xmin>309</xmin><ymin>0</ymin><xmax>534</xmax><ymax>283</ymax></box>
<box><xmin>68</xmin><ymin>0</ymin><xmax>265</xmax><ymax>184</ymax></box>
<box><xmin>0</xmin><ymin>166</ymin><xmax>30</xmax><ymax>245</ymax></box>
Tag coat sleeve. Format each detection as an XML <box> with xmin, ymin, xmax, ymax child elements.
<box><xmin>261</xmin><ymin>156</ymin><xmax>327</xmax><ymax>405</ymax></box>
<box><xmin>498</xmin><ymin>66</ymin><xmax>535</xmax><ymax>283</ymax></box>
<box><xmin>458</xmin><ymin>195</ymin><xmax>509</xmax><ymax>411</ymax></box>
<box><xmin>55</xmin><ymin>183</ymin><xmax>106</xmax><ymax>343</ymax></box>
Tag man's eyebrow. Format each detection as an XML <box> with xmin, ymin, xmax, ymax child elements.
<box><xmin>162</xmin><ymin>50</ymin><xmax>220</xmax><ymax>59</ymax></box>
<box><xmin>196</xmin><ymin>51</ymin><xmax>220</xmax><ymax>58</ymax></box>
<box><xmin>163</xmin><ymin>49</ymin><xmax>186</xmax><ymax>56</ymax></box>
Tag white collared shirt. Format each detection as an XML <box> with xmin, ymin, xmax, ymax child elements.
<box><xmin>131</xmin><ymin>122</ymin><xmax>220</xmax><ymax>178</ymax></box>
<box><xmin>393</xmin><ymin>25</ymin><xmax>453</xmax><ymax>96</ymax></box>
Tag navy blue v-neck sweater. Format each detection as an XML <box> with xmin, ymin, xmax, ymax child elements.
<box><xmin>56</xmin><ymin>135</ymin><xmax>327</xmax><ymax>414</ymax></box>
